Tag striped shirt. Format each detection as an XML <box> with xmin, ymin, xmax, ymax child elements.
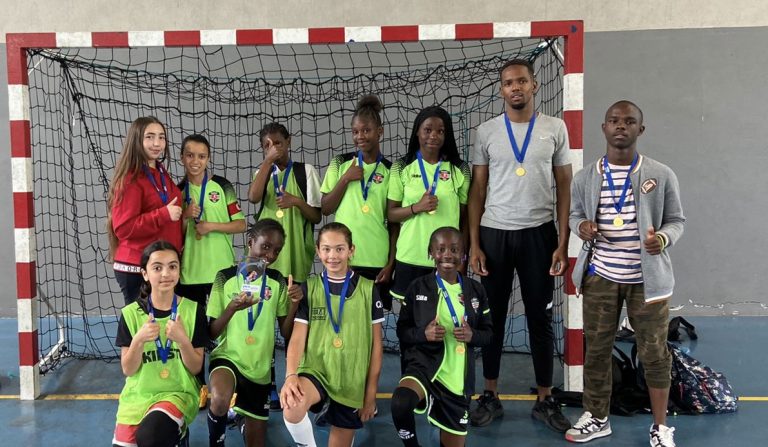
<box><xmin>592</xmin><ymin>161</ymin><xmax>643</xmax><ymax>284</ymax></box>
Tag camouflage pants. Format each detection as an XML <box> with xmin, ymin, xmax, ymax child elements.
<box><xmin>582</xmin><ymin>274</ymin><xmax>671</xmax><ymax>418</ymax></box>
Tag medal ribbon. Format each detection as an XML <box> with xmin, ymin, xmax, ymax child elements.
<box><xmin>357</xmin><ymin>151</ymin><xmax>382</xmax><ymax>201</ymax></box>
<box><xmin>239</xmin><ymin>262</ymin><xmax>267</xmax><ymax>331</ymax></box>
<box><xmin>503</xmin><ymin>112</ymin><xmax>537</xmax><ymax>166</ymax></box>
<box><xmin>147</xmin><ymin>294</ymin><xmax>178</xmax><ymax>364</ymax></box>
<box><xmin>435</xmin><ymin>272</ymin><xmax>466</xmax><ymax>328</ymax></box>
<box><xmin>184</xmin><ymin>171</ymin><xmax>208</xmax><ymax>222</ymax></box>
<box><xmin>271</xmin><ymin>160</ymin><xmax>294</xmax><ymax>197</ymax></box>
<box><xmin>322</xmin><ymin>270</ymin><xmax>352</xmax><ymax>335</ymax></box>
<box><xmin>416</xmin><ymin>151</ymin><xmax>442</xmax><ymax>195</ymax></box>
<box><xmin>602</xmin><ymin>153</ymin><xmax>639</xmax><ymax>216</ymax></box>
<box><xmin>142</xmin><ymin>163</ymin><xmax>169</xmax><ymax>204</ymax></box>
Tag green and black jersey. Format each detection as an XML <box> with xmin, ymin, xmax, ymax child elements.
<box><xmin>388</xmin><ymin>158</ymin><xmax>470</xmax><ymax>267</ymax></box>
<box><xmin>207</xmin><ymin>266</ymin><xmax>289</xmax><ymax>385</ymax></box>
<box><xmin>320</xmin><ymin>152</ymin><xmax>393</xmax><ymax>268</ymax></box>
<box><xmin>178</xmin><ymin>175</ymin><xmax>244</xmax><ymax>286</ymax></box>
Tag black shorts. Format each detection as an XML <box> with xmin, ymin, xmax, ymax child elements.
<box><xmin>390</xmin><ymin>261</ymin><xmax>434</xmax><ymax>301</ymax></box>
<box><xmin>301</xmin><ymin>373</ymin><xmax>364</xmax><ymax>430</ymax></box>
<box><xmin>209</xmin><ymin>358</ymin><xmax>270</xmax><ymax>420</ymax></box>
<box><xmin>354</xmin><ymin>266</ymin><xmax>393</xmax><ymax>310</ymax></box>
<box><xmin>402</xmin><ymin>372</ymin><xmax>469</xmax><ymax>436</ymax></box>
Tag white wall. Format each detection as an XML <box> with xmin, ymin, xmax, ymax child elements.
<box><xmin>1</xmin><ymin>0</ymin><xmax>767</xmax><ymax>40</ymax></box>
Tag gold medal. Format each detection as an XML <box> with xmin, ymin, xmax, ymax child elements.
<box><xmin>613</xmin><ymin>217</ymin><xmax>624</xmax><ymax>227</ymax></box>
<box><xmin>455</xmin><ymin>344</ymin><xmax>466</xmax><ymax>355</ymax></box>
<box><xmin>361</xmin><ymin>204</ymin><xmax>370</xmax><ymax>214</ymax></box>
<box><xmin>515</xmin><ymin>167</ymin><xmax>526</xmax><ymax>177</ymax></box>
<box><xmin>275</xmin><ymin>210</ymin><xmax>285</xmax><ymax>219</ymax></box>
<box><xmin>160</xmin><ymin>368</ymin><xmax>170</xmax><ymax>379</ymax></box>
<box><xmin>333</xmin><ymin>337</ymin><xmax>343</xmax><ymax>349</ymax></box>
<box><xmin>245</xmin><ymin>335</ymin><xmax>255</xmax><ymax>345</ymax></box>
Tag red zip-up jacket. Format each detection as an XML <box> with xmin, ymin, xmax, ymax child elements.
<box><xmin>111</xmin><ymin>164</ymin><xmax>183</xmax><ymax>267</ymax></box>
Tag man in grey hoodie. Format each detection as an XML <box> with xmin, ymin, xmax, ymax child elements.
<box><xmin>566</xmin><ymin>101</ymin><xmax>684</xmax><ymax>447</ymax></box>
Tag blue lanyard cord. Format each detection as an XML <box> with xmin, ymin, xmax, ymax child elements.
<box><xmin>142</xmin><ymin>163</ymin><xmax>169</xmax><ymax>205</ymax></box>
<box><xmin>435</xmin><ymin>272</ymin><xmax>465</xmax><ymax>328</ymax></box>
<box><xmin>357</xmin><ymin>151</ymin><xmax>383</xmax><ymax>201</ymax></box>
<box><xmin>602</xmin><ymin>154</ymin><xmax>639</xmax><ymax>215</ymax></box>
<box><xmin>183</xmin><ymin>172</ymin><xmax>208</xmax><ymax>222</ymax></box>
<box><xmin>503</xmin><ymin>112</ymin><xmax>537</xmax><ymax>165</ymax></box>
<box><xmin>271</xmin><ymin>160</ymin><xmax>294</xmax><ymax>197</ymax></box>
<box><xmin>322</xmin><ymin>270</ymin><xmax>352</xmax><ymax>335</ymax></box>
<box><xmin>416</xmin><ymin>151</ymin><xmax>442</xmax><ymax>195</ymax></box>
<box><xmin>239</xmin><ymin>263</ymin><xmax>267</xmax><ymax>331</ymax></box>
<box><xmin>147</xmin><ymin>294</ymin><xmax>178</xmax><ymax>364</ymax></box>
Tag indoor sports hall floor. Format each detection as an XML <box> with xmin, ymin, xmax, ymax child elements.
<box><xmin>0</xmin><ymin>316</ymin><xmax>765</xmax><ymax>446</ymax></box>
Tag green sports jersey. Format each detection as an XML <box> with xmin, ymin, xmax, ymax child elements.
<box><xmin>116</xmin><ymin>298</ymin><xmax>200</xmax><ymax>426</ymax></box>
<box><xmin>298</xmin><ymin>275</ymin><xmax>374</xmax><ymax>409</ymax></box>
<box><xmin>255</xmin><ymin>165</ymin><xmax>316</xmax><ymax>282</ymax></box>
<box><xmin>388</xmin><ymin>158</ymin><xmax>470</xmax><ymax>267</ymax></box>
<box><xmin>179</xmin><ymin>175</ymin><xmax>244</xmax><ymax>285</ymax></box>
<box><xmin>434</xmin><ymin>280</ymin><xmax>466</xmax><ymax>395</ymax></box>
<box><xmin>207</xmin><ymin>266</ymin><xmax>289</xmax><ymax>384</ymax></box>
<box><xmin>320</xmin><ymin>152</ymin><xmax>392</xmax><ymax>268</ymax></box>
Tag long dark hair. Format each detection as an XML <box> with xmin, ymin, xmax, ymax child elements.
<box><xmin>404</xmin><ymin>106</ymin><xmax>462</xmax><ymax>168</ymax></box>
<box><xmin>137</xmin><ymin>240</ymin><xmax>180</xmax><ymax>312</ymax></box>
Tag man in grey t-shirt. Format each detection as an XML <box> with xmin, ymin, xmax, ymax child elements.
<box><xmin>467</xmin><ymin>59</ymin><xmax>573</xmax><ymax>432</ymax></box>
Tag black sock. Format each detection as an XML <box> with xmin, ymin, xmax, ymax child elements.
<box><xmin>391</xmin><ymin>387</ymin><xmax>421</xmax><ymax>447</ymax></box>
<box><xmin>207</xmin><ymin>409</ymin><xmax>228</xmax><ymax>447</ymax></box>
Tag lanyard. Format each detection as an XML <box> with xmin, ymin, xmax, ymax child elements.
<box><xmin>357</xmin><ymin>151</ymin><xmax>382</xmax><ymax>201</ymax></box>
<box><xmin>147</xmin><ymin>294</ymin><xmax>178</xmax><ymax>364</ymax></box>
<box><xmin>239</xmin><ymin>263</ymin><xmax>267</xmax><ymax>331</ymax></box>
<box><xmin>416</xmin><ymin>151</ymin><xmax>442</xmax><ymax>195</ymax></box>
<box><xmin>322</xmin><ymin>270</ymin><xmax>352</xmax><ymax>335</ymax></box>
<box><xmin>503</xmin><ymin>112</ymin><xmax>537</xmax><ymax>165</ymax></box>
<box><xmin>142</xmin><ymin>163</ymin><xmax>169</xmax><ymax>204</ymax></box>
<box><xmin>272</xmin><ymin>160</ymin><xmax>294</xmax><ymax>197</ymax></box>
<box><xmin>184</xmin><ymin>172</ymin><xmax>208</xmax><ymax>222</ymax></box>
<box><xmin>602</xmin><ymin>154</ymin><xmax>639</xmax><ymax>216</ymax></box>
<box><xmin>435</xmin><ymin>272</ymin><xmax>465</xmax><ymax>328</ymax></box>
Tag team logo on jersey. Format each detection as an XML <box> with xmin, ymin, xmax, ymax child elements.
<box><xmin>208</xmin><ymin>191</ymin><xmax>221</xmax><ymax>203</ymax></box>
<box><xmin>641</xmin><ymin>178</ymin><xmax>658</xmax><ymax>194</ymax></box>
<box><xmin>311</xmin><ymin>308</ymin><xmax>327</xmax><ymax>321</ymax></box>
<box><xmin>438</xmin><ymin>170</ymin><xmax>451</xmax><ymax>181</ymax></box>
<box><xmin>372</xmin><ymin>172</ymin><xmax>385</xmax><ymax>184</ymax></box>
<box><xmin>470</xmin><ymin>297</ymin><xmax>480</xmax><ymax>310</ymax></box>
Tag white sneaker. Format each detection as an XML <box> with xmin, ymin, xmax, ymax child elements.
<box><xmin>650</xmin><ymin>424</ymin><xmax>676</xmax><ymax>447</ymax></box>
<box><xmin>565</xmin><ymin>411</ymin><xmax>612</xmax><ymax>443</ymax></box>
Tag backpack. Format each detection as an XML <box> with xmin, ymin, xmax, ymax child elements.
<box><xmin>668</xmin><ymin>342</ymin><xmax>738</xmax><ymax>414</ymax></box>
<box><xmin>610</xmin><ymin>345</ymin><xmax>651</xmax><ymax>415</ymax></box>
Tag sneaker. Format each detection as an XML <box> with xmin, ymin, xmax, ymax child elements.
<box><xmin>469</xmin><ymin>391</ymin><xmax>504</xmax><ymax>427</ymax></box>
<box><xmin>532</xmin><ymin>395</ymin><xmax>572</xmax><ymax>433</ymax></box>
<box><xmin>650</xmin><ymin>424</ymin><xmax>676</xmax><ymax>447</ymax></box>
<box><xmin>565</xmin><ymin>411</ymin><xmax>611</xmax><ymax>443</ymax></box>
<box><xmin>269</xmin><ymin>388</ymin><xmax>282</xmax><ymax>412</ymax></box>
<box><xmin>198</xmin><ymin>385</ymin><xmax>209</xmax><ymax>410</ymax></box>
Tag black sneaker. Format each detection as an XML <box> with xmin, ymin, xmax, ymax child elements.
<box><xmin>532</xmin><ymin>395</ymin><xmax>572</xmax><ymax>433</ymax></box>
<box><xmin>469</xmin><ymin>391</ymin><xmax>504</xmax><ymax>427</ymax></box>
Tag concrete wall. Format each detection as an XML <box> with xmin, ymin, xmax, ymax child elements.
<box><xmin>2</xmin><ymin>3</ymin><xmax>768</xmax><ymax>316</ymax></box>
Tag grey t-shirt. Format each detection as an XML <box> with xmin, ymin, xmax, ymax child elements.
<box><xmin>472</xmin><ymin>113</ymin><xmax>571</xmax><ymax>231</ymax></box>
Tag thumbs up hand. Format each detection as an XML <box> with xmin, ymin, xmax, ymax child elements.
<box><xmin>644</xmin><ymin>226</ymin><xmax>663</xmax><ymax>255</ymax></box>
<box><xmin>166</xmin><ymin>197</ymin><xmax>183</xmax><ymax>221</ymax></box>
<box><xmin>342</xmin><ymin>156</ymin><xmax>364</xmax><ymax>184</ymax></box>
<box><xmin>425</xmin><ymin>317</ymin><xmax>445</xmax><ymax>342</ymax></box>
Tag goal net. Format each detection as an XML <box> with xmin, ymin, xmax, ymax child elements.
<box><xmin>10</xmin><ymin>23</ymin><xmax>582</xmax><ymax>398</ymax></box>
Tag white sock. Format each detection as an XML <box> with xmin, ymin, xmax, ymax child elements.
<box><xmin>284</xmin><ymin>413</ymin><xmax>316</xmax><ymax>447</ymax></box>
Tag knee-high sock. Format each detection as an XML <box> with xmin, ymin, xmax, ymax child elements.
<box><xmin>207</xmin><ymin>409</ymin><xmax>228</xmax><ymax>447</ymax></box>
<box><xmin>284</xmin><ymin>413</ymin><xmax>317</xmax><ymax>447</ymax></box>
<box><xmin>391</xmin><ymin>387</ymin><xmax>421</xmax><ymax>447</ymax></box>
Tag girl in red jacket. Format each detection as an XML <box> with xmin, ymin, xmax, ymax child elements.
<box><xmin>107</xmin><ymin>117</ymin><xmax>184</xmax><ymax>306</ymax></box>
